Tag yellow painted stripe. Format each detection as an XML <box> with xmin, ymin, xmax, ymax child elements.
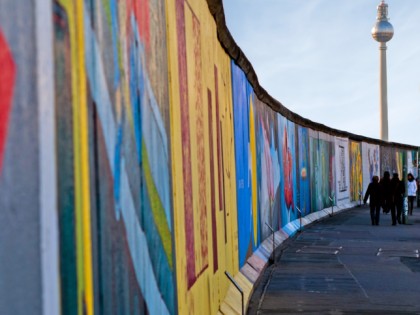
<box><xmin>249</xmin><ymin>97</ymin><xmax>258</xmax><ymax>245</ymax></box>
<box><xmin>75</xmin><ymin>1</ymin><xmax>94</xmax><ymax>314</ymax></box>
<box><xmin>55</xmin><ymin>1</ymin><xmax>84</xmax><ymax>313</ymax></box>
<box><xmin>143</xmin><ymin>142</ymin><xmax>173</xmax><ymax>270</ymax></box>
<box><xmin>59</xmin><ymin>0</ymin><xmax>94</xmax><ymax>313</ymax></box>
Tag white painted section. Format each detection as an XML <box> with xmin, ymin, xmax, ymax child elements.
<box><xmin>36</xmin><ymin>1</ymin><xmax>61</xmax><ymax>314</ymax></box>
<box><xmin>361</xmin><ymin>142</ymin><xmax>380</xmax><ymax>196</ymax></box>
<box><xmin>120</xmin><ymin>160</ymin><xmax>170</xmax><ymax>315</ymax></box>
<box><xmin>334</xmin><ymin>137</ymin><xmax>350</xmax><ymax>205</ymax></box>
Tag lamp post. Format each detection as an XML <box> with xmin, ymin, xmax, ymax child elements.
<box><xmin>371</xmin><ymin>0</ymin><xmax>394</xmax><ymax>142</ymax></box>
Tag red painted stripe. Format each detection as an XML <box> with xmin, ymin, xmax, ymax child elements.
<box><xmin>0</xmin><ymin>30</ymin><xmax>16</xmax><ymax>174</ymax></box>
<box><xmin>127</xmin><ymin>0</ymin><xmax>150</xmax><ymax>51</ymax></box>
<box><xmin>214</xmin><ymin>66</ymin><xmax>225</xmax><ymax>213</ymax></box>
<box><xmin>175</xmin><ymin>0</ymin><xmax>196</xmax><ymax>289</ymax></box>
<box><xmin>192</xmin><ymin>14</ymin><xmax>209</xmax><ymax>272</ymax></box>
<box><xmin>207</xmin><ymin>89</ymin><xmax>218</xmax><ymax>272</ymax></box>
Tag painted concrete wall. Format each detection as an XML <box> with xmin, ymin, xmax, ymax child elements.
<box><xmin>0</xmin><ymin>1</ymin><xmax>419</xmax><ymax>314</ymax></box>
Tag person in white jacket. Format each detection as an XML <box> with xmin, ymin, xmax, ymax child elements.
<box><xmin>407</xmin><ymin>173</ymin><xmax>417</xmax><ymax>215</ymax></box>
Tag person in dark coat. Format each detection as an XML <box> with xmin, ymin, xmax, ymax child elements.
<box><xmin>390</xmin><ymin>172</ymin><xmax>405</xmax><ymax>225</ymax></box>
<box><xmin>380</xmin><ymin>171</ymin><xmax>391</xmax><ymax>215</ymax></box>
<box><xmin>364</xmin><ymin>175</ymin><xmax>382</xmax><ymax>225</ymax></box>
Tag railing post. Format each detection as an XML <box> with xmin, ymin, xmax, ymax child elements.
<box><xmin>296</xmin><ymin>207</ymin><xmax>302</xmax><ymax>232</ymax></box>
<box><xmin>358</xmin><ymin>191</ymin><xmax>363</xmax><ymax>207</ymax></box>
<box><xmin>265</xmin><ymin>222</ymin><xmax>275</xmax><ymax>264</ymax></box>
<box><xmin>225</xmin><ymin>271</ymin><xmax>244</xmax><ymax>315</ymax></box>
<box><xmin>329</xmin><ymin>196</ymin><xmax>334</xmax><ymax>217</ymax></box>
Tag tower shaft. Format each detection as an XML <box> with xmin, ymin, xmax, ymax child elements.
<box><xmin>379</xmin><ymin>42</ymin><xmax>389</xmax><ymax>141</ymax></box>
<box><xmin>371</xmin><ymin>0</ymin><xmax>393</xmax><ymax>142</ymax></box>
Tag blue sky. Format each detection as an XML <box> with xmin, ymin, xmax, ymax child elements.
<box><xmin>223</xmin><ymin>0</ymin><xmax>420</xmax><ymax>146</ymax></box>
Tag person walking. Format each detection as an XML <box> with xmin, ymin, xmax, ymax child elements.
<box><xmin>390</xmin><ymin>173</ymin><xmax>405</xmax><ymax>225</ymax></box>
<box><xmin>380</xmin><ymin>171</ymin><xmax>391</xmax><ymax>215</ymax></box>
<box><xmin>364</xmin><ymin>175</ymin><xmax>382</xmax><ymax>225</ymax></box>
<box><xmin>407</xmin><ymin>173</ymin><xmax>417</xmax><ymax>215</ymax></box>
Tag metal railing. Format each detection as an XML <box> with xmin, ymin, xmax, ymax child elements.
<box><xmin>296</xmin><ymin>206</ymin><xmax>302</xmax><ymax>232</ymax></box>
<box><xmin>329</xmin><ymin>196</ymin><xmax>334</xmax><ymax>217</ymax></box>
<box><xmin>265</xmin><ymin>222</ymin><xmax>275</xmax><ymax>264</ymax></box>
<box><xmin>224</xmin><ymin>271</ymin><xmax>244</xmax><ymax>315</ymax></box>
<box><xmin>358</xmin><ymin>191</ymin><xmax>363</xmax><ymax>207</ymax></box>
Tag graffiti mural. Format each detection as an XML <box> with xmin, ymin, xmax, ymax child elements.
<box><xmin>394</xmin><ymin>149</ymin><xmax>405</xmax><ymax>178</ymax></box>
<box><xmin>309</xmin><ymin>130</ymin><xmax>336</xmax><ymax>211</ymax></box>
<box><xmin>255</xmin><ymin>98</ymin><xmax>280</xmax><ymax>237</ymax></box>
<box><xmin>278</xmin><ymin>115</ymin><xmax>297</xmax><ymax>225</ymax></box>
<box><xmin>380</xmin><ymin>146</ymin><xmax>394</xmax><ymax>175</ymax></box>
<box><xmin>52</xmin><ymin>0</ymin><xmax>175</xmax><ymax>314</ymax></box>
<box><xmin>350</xmin><ymin>141</ymin><xmax>363</xmax><ymax>202</ymax></box>
<box><xmin>170</xmin><ymin>1</ymin><xmax>238</xmax><ymax>313</ymax></box>
<box><xmin>0</xmin><ymin>30</ymin><xmax>15</xmax><ymax>174</ymax></box>
<box><xmin>231</xmin><ymin>61</ymin><xmax>258</xmax><ymax>267</ymax></box>
<box><xmin>407</xmin><ymin>150</ymin><xmax>419</xmax><ymax>178</ymax></box>
<box><xmin>1</xmin><ymin>0</ymin><xmax>420</xmax><ymax>314</ymax></box>
<box><xmin>296</xmin><ymin>126</ymin><xmax>311</xmax><ymax>215</ymax></box>
<box><xmin>362</xmin><ymin>143</ymin><xmax>380</xmax><ymax>194</ymax></box>
<box><xmin>334</xmin><ymin>137</ymin><xmax>350</xmax><ymax>206</ymax></box>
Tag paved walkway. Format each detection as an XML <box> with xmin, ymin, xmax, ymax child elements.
<box><xmin>248</xmin><ymin>206</ymin><xmax>420</xmax><ymax>314</ymax></box>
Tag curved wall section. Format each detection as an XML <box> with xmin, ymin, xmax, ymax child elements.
<box><xmin>0</xmin><ymin>0</ymin><xmax>418</xmax><ymax>314</ymax></box>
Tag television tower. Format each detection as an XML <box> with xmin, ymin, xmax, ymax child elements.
<box><xmin>371</xmin><ymin>0</ymin><xmax>394</xmax><ymax>141</ymax></box>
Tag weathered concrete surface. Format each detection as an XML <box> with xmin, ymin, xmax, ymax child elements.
<box><xmin>248</xmin><ymin>206</ymin><xmax>420</xmax><ymax>314</ymax></box>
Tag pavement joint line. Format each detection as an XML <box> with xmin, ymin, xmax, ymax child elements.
<box><xmin>256</xmin><ymin>266</ymin><xmax>275</xmax><ymax>314</ymax></box>
<box><xmin>337</xmin><ymin>256</ymin><xmax>369</xmax><ymax>299</ymax></box>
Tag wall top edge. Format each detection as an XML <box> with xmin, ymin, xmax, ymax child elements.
<box><xmin>205</xmin><ymin>0</ymin><xmax>419</xmax><ymax>151</ymax></box>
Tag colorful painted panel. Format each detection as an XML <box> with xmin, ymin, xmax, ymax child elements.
<box><xmin>169</xmin><ymin>1</ymin><xmax>238</xmax><ymax>313</ymax></box>
<box><xmin>380</xmin><ymin>146</ymin><xmax>394</xmax><ymax>175</ymax></box>
<box><xmin>334</xmin><ymin>137</ymin><xmax>350</xmax><ymax>206</ymax></box>
<box><xmin>407</xmin><ymin>150</ymin><xmax>418</xmax><ymax>178</ymax></box>
<box><xmin>394</xmin><ymin>149</ymin><xmax>405</xmax><ymax>179</ymax></box>
<box><xmin>0</xmin><ymin>7</ymin><xmax>42</xmax><ymax>314</ymax></box>
<box><xmin>361</xmin><ymin>143</ymin><xmax>380</xmax><ymax>197</ymax></box>
<box><xmin>2</xmin><ymin>0</ymin><xmax>420</xmax><ymax>314</ymax></box>
<box><xmin>309</xmin><ymin>130</ymin><xmax>336</xmax><ymax>212</ymax></box>
<box><xmin>231</xmin><ymin>61</ymin><xmax>258</xmax><ymax>267</ymax></box>
<box><xmin>296</xmin><ymin>126</ymin><xmax>311</xmax><ymax>216</ymax></box>
<box><xmin>0</xmin><ymin>30</ymin><xmax>15</xmax><ymax>173</ymax></box>
<box><xmin>184</xmin><ymin>4</ymin><xmax>209</xmax><ymax>284</ymax></box>
<box><xmin>52</xmin><ymin>0</ymin><xmax>175</xmax><ymax>314</ymax></box>
<box><xmin>350</xmin><ymin>141</ymin><xmax>363</xmax><ymax>202</ymax></box>
<box><xmin>255</xmin><ymin>98</ymin><xmax>281</xmax><ymax>237</ymax></box>
<box><xmin>278</xmin><ymin>115</ymin><xmax>297</xmax><ymax>225</ymax></box>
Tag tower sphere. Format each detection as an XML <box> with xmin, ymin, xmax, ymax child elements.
<box><xmin>371</xmin><ymin>0</ymin><xmax>394</xmax><ymax>43</ymax></box>
<box><xmin>372</xmin><ymin>21</ymin><xmax>394</xmax><ymax>42</ymax></box>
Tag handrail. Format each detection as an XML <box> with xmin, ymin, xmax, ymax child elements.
<box><xmin>296</xmin><ymin>207</ymin><xmax>302</xmax><ymax>232</ymax></box>
<box><xmin>265</xmin><ymin>222</ymin><xmax>275</xmax><ymax>264</ymax></box>
<box><xmin>225</xmin><ymin>271</ymin><xmax>244</xmax><ymax>315</ymax></box>
<box><xmin>329</xmin><ymin>196</ymin><xmax>334</xmax><ymax>217</ymax></box>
